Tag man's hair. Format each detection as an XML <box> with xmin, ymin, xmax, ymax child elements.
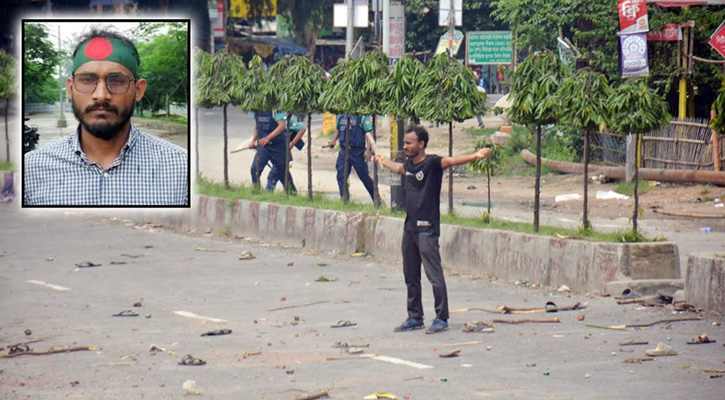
<box><xmin>72</xmin><ymin>25</ymin><xmax>139</xmax><ymax>64</ymax></box>
<box><xmin>406</xmin><ymin>125</ymin><xmax>429</xmax><ymax>148</ymax></box>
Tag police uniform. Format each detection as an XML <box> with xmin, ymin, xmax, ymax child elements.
<box><xmin>336</xmin><ymin>114</ymin><xmax>374</xmax><ymax>201</ymax></box>
<box><xmin>267</xmin><ymin>117</ymin><xmax>305</xmax><ymax>191</ymax></box>
<box><xmin>250</xmin><ymin>111</ymin><xmax>286</xmax><ymax>188</ymax></box>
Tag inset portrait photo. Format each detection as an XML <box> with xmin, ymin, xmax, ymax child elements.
<box><xmin>22</xmin><ymin>19</ymin><xmax>190</xmax><ymax>207</ymax></box>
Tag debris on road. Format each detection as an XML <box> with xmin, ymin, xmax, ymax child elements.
<box><xmin>364</xmin><ymin>392</ymin><xmax>398</xmax><ymax>399</ymax></box>
<box><xmin>291</xmin><ymin>389</ymin><xmax>329</xmax><ymax>400</ymax></box>
<box><xmin>687</xmin><ymin>334</ymin><xmax>715</xmax><ymax>345</ymax></box>
<box><xmin>315</xmin><ymin>275</ymin><xmax>337</xmax><ymax>282</ymax></box>
<box><xmin>462</xmin><ymin>321</ymin><xmax>494</xmax><ymax>333</ymax></box>
<box><xmin>624</xmin><ymin>357</ymin><xmax>654</xmax><ymax>364</ymax></box>
<box><xmin>201</xmin><ymin>329</ymin><xmax>232</xmax><ymax>337</ymax></box>
<box><xmin>238</xmin><ymin>251</ymin><xmax>256</xmax><ymax>260</ymax></box>
<box><xmin>195</xmin><ymin>247</ymin><xmax>226</xmax><ymax>252</ymax></box>
<box><xmin>24</xmin><ymin>329</ymin><xmax>32</xmax><ymax>336</ymax></box>
<box><xmin>111</xmin><ymin>310</ymin><xmax>139</xmax><ymax>317</ymax></box>
<box><xmin>243</xmin><ymin>350</ymin><xmax>261</xmax><ymax>358</ymax></box>
<box><xmin>619</xmin><ymin>340</ymin><xmax>648</xmax><ymax>346</ymax></box>
<box><xmin>182</xmin><ymin>379</ymin><xmax>202</xmax><ymax>395</ymax></box>
<box><xmin>492</xmin><ymin>318</ymin><xmax>560</xmax><ymax>324</ymax></box>
<box><xmin>0</xmin><ymin>345</ymin><xmax>101</xmax><ymax>358</ymax></box>
<box><xmin>587</xmin><ymin>317</ymin><xmax>701</xmax><ymax>331</ymax></box>
<box><xmin>75</xmin><ymin>261</ymin><xmax>101</xmax><ymax>268</ymax></box>
<box><xmin>267</xmin><ymin>300</ymin><xmax>330</xmax><ymax>312</ymax></box>
<box><xmin>442</xmin><ymin>340</ymin><xmax>483</xmax><ymax>347</ymax></box>
<box><xmin>439</xmin><ymin>350</ymin><xmax>460</xmax><ymax>358</ymax></box>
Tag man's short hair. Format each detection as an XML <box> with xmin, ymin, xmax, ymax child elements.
<box><xmin>72</xmin><ymin>25</ymin><xmax>140</xmax><ymax>77</ymax></box>
<box><xmin>406</xmin><ymin>125</ymin><xmax>429</xmax><ymax>148</ymax></box>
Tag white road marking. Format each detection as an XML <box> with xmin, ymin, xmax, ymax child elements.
<box><xmin>173</xmin><ymin>311</ymin><xmax>228</xmax><ymax>324</ymax></box>
<box><xmin>372</xmin><ymin>355</ymin><xmax>433</xmax><ymax>369</ymax></box>
<box><xmin>27</xmin><ymin>280</ymin><xmax>71</xmax><ymax>291</ymax></box>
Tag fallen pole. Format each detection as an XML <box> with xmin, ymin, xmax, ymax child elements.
<box><xmin>0</xmin><ymin>345</ymin><xmax>101</xmax><ymax>359</ymax></box>
<box><xmin>492</xmin><ymin>318</ymin><xmax>560</xmax><ymax>324</ymax></box>
<box><xmin>290</xmin><ymin>389</ymin><xmax>330</xmax><ymax>400</ymax></box>
<box><xmin>521</xmin><ymin>149</ymin><xmax>725</xmax><ymax>186</ymax></box>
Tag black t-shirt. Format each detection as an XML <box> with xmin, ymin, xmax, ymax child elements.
<box><xmin>404</xmin><ymin>154</ymin><xmax>444</xmax><ymax>234</ymax></box>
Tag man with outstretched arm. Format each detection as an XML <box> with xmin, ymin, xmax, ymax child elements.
<box><xmin>375</xmin><ymin>125</ymin><xmax>491</xmax><ymax>334</ymax></box>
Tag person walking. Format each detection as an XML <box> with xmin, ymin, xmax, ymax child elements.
<box><xmin>375</xmin><ymin>125</ymin><xmax>491</xmax><ymax>334</ymax></box>
<box><xmin>266</xmin><ymin>115</ymin><xmax>307</xmax><ymax>192</ymax></box>
<box><xmin>328</xmin><ymin>113</ymin><xmax>375</xmax><ymax>202</ymax></box>
<box><xmin>249</xmin><ymin>110</ymin><xmax>287</xmax><ymax>190</ymax></box>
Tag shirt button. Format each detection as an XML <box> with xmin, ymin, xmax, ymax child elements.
<box><xmin>103</xmin><ymin>172</ymin><xmax>110</xmax><ymax>178</ymax></box>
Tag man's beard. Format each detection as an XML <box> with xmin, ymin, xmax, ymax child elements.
<box><xmin>72</xmin><ymin>100</ymin><xmax>134</xmax><ymax>141</ymax></box>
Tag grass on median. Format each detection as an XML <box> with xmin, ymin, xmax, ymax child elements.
<box><xmin>0</xmin><ymin>161</ymin><xmax>16</xmax><ymax>171</ymax></box>
<box><xmin>196</xmin><ymin>178</ymin><xmax>657</xmax><ymax>243</ymax></box>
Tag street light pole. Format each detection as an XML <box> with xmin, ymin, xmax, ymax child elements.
<box><xmin>346</xmin><ymin>0</ymin><xmax>354</xmax><ymax>58</ymax></box>
<box><xmin>57</xmin><ymin>24</ymin><xmax>66</xmax><ymax>129</ymax></box>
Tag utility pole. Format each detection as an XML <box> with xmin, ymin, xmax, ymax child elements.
<box><xmin>346</xmin><ymin>0</ymin><xmax>354</xmax><ymax>58</ymax></box>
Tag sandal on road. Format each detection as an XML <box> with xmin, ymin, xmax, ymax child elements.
<box><xmin>331</xmin><ymin>320</ymin><xmax>357</xmax><ymax>328</ymax></box>
<box><xmin>645</xmin><ymin>342</ymin><xmax>677</xmax><ymax>356</ymax></box>
<box><xmin>76</xmin><ymin>261</ymin><xmax>102</xmax><ymax>268</ymax></box>
<box><xmin>201</xmin><ymin>329</ymin><xmax>232</xmax><ymax>337</ymax></box>
<box><xmin>178</xmin><ymin>354</ymin><xmax>206</xmax><ymax>366</ymax></box>
<box><xmin>112</xmin><ymin>310</ymin><xmax>139</xmax><ymax>317</ymax></box>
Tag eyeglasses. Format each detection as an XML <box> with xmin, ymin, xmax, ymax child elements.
<box><xmin>72</xmin><ymin>73</ymin><xmax>135</xmax><ymax>94</ymax></box>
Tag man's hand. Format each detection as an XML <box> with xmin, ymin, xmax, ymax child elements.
<box><xmin>374</xmin><ymin>153</ymin><xmax>386</xmax><ymax>164</ymax></box>
<box><xmin>248</xmin><ymin>141</ymin><xmax>257</xmax><ymax>149</ymax></box>
<box><xmin>475</xmin><ymin>147</ymin><xmax>492</xmax><ymax>159</ymax></box>
<box><xmin>258</xmin><ymin>137</ymin><xmax>270</xmax><ymax>147</ymax></box>
<box><xmin>327</xmin><ymin>139</ymin><xmax>336</xmax><ymax>148</ymax></box>
<box><xmin>364</xmin><ymin>149</ymin><xmax>372</xmax><ymax>161</ymax></box>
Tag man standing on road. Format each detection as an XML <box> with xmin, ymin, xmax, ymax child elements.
<box><xmin>266</xmin><ymin>115</ymin><xmax>307</xmax><ymax>192</ymax></box>
<box><xmin>23</xmin><ymin>26</ymin><xmax>188</xmax><ymax>206</ymax></box>
<box><xmin>375</xmin><ymin>125</ymin><xmax>491</xmax><ymax>334</ymax></box>
<box><xmin>249</xmin><ymin>110</ymin><xmax>288</xmax><ymax>190</ymax></box>
<box><xmin>328</xmin><ymin>113</ymin><xmax>375</xmax><ymax>202</ymax></box>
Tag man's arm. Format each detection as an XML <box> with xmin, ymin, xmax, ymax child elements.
<box><xmin>441</xmin><ymin>147</ymin><xmax>491</xmax><ymax>169</ymax></box>
<box><xmin>248</xmin><ymin>126</ymin><xmax>259</xmax><ymax>149</ymax></box>
<box><xmin>258</xmin><ymin>120</ymin><xmax>286</xmax><ymax>147</ymax></box>
<box><xmin>374</xmin><ymin>154</ymin><xmax>405</xmax><ymax>175</ymax></box>
<box><xmin>289</xmin><ymin>126</ymin><xmax>306</xmax><ymax>149</ymax></box>
<box><xmin>328</xmin><ymin>129</ymin><xmax>340</xmax><ymax>147</ymax></box>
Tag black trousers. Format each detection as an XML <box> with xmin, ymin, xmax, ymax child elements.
<box><xmin>402</xmin><ymin>229</ymin><xmax>449</xmax><ymax>321</ymax></box>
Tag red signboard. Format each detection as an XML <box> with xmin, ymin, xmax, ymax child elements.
<box><xmin>647</xmin><ymin>24</ymin><xmax>682</xmax><ymax>41</ymax></box>
<box><xmin>710</xmin><ymin>20</ymin><xmax>725</xmax><ymax>59</ymax></box>
<box><xmin>619</xmin><ymin>0</ymin><xmax>649</xmax><ymax>34</ymax></box>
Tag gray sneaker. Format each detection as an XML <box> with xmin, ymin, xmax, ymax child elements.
<box><xmin>393</xmin><ymin>317</ymin><xmax>425</xmax><ymax>332</ymax></box>
<box><xmin>425</xmin><ymin>318</ymin><xmax>449</xmax><ymax>334</ymax></box>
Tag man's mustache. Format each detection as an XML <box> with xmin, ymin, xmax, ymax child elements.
<box><xmin>85</xmin><ymin>103</ymin><xmax>118</xmax><ymax>114</ymax></box>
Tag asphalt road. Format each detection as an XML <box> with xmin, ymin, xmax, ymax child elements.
<box><xmin>1</xmin><ymin>203</ymin><xmax>723</xmax><ymax>399</ymax></box>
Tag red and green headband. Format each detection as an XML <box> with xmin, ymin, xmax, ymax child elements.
<box><xmin>72</xmin><ymin>36</ymin><xmax>140</xmax><ymax>78</ymax></box>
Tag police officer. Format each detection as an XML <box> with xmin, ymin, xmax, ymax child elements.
<box><xmin>249</xmin><ymin>110</ymin><xmax>287</xmax><ymax>190</ymax></box>
<box><xmin>328</xmin><ymin>114</ymin><xmax>375</xmax><ymax>202</ymax></box>
<box><xmin>267</xmin><ymin>115</ymin><xmax>307</xmax><ymax>192</ymax></box>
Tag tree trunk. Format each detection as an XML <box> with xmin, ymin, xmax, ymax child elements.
<box><xmin>284</xmin><ymin>113</ymin><xmax>291</xmax><ymax>193</ymax></box>
<box><xmin>534</xmin><ymin>124</ymin><xmax>542</xmax><ymax>233</ymax></box>
<box><xmin>487</xmin><ymin>170</ymin><xmax>491</xmax><ymax>216</ymax></box>
<box><xmin>582</xmin><ymin>130</ymin><xmax>589</xmax><ymax>231</ymax></box>
<box><xmin>223</xmin><ymin>104</ymin><xmax>229</xmax><ymax>189</ymax></box>
<box><xmin>373</xmin><ymin>115</ymin><xmax>380</xmax><ymax>208</ymax></box>
<box><xmin>166</xmin><ymin>94</ymin><xmax>170</xmax><ymax>117</ymax></box>
<box><xmin>4</xmin><ymin>99</ymin><xmax>9</xmax><ymax>163</ymax></box>
<box><xmin>448</xmin><ymin>122</ymin><xmax>453</xmax><ymax>214</ymax></box>
<box><xmin>307</xmin><ymin>113</ymin><xmax>313</xmax><ymax>200</ymax></box>
<box><xmin>633</xmin><ymin>133</ymin><xmax>640</xmax><ymax>234</ymax></box>
<box><xmin>343</xmin><ymin>116</ymin><xmax>351</xmax><ymax>202</ymax></box>
<box><xmin>194</xmin><ymin>106</ymin><xmax>199</xmax><ymax>182</ymax></box>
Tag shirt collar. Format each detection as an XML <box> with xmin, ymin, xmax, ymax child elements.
<box><xmin>71</xmin><ymin>123</ymin><xmax>139</xmax><ymax>163</ymax></box>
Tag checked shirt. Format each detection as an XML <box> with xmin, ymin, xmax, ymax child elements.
<box><xmin>23</xmin><ymin>125</ymin><xmax>188</xmax><ymax>206</ymax></box>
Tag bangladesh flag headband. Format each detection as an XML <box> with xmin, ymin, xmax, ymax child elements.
<box><xmin>72</xmin><ymin>36</ymin><xmax>140</xmax><ymax>78</ymax></box>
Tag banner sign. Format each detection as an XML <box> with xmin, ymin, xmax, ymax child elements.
<box><xmin>710</xmin><ymin>20</ymin><xmax>725</xmax><ymax>59</ymax></box>
<box><xmin>647</xmin><ymin>1</ymin><xmax>725</xmax><ymax>6</ymax></box>
<box><xmin>435</xmin><ymin>30</ymin><xmax>464</xmax><ymax>56</ymax></box>
<box><xmin>647</xmin><ymin>24</ymin><xmax>682</xmax><ymax>41</ymax></box>
<box><xmin>621</xmin><ymin>33</ymin><xmax>649</xmax><ymax>77</ymax></box>
<box><xmin>230</xmin><ymin>0</ymin><xmax>277</xmax><ymax>19</ymax></box>
<box><xmin>389</xmin><ymin>1</ymin><xmax>406</xmax><ymax>68</ymax></box>
<box><xmin>466</xmin><ymin>31</ymin><xmax>513</xmax><ymax>65</ymax></box>
<box><xmin>619</xmin><ymin>0</ymin><xmax>649</xmax><ymax>34</ymax></box>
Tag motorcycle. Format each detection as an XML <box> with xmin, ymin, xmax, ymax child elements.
<box><xmin>23</xmin><ymin>116</ymin><xmax>39</xmax><ymax>154</ymax></box>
